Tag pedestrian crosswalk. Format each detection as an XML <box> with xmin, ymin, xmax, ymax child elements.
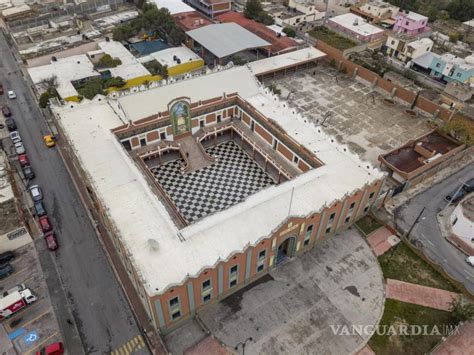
<box><xmin>110</xmin><ymin>335</ymin><xmax>146</xmax><ymax>355</ymax></box>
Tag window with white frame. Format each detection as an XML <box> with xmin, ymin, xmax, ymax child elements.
<box><xmin>201</xmin><ymin>279</ymin><xmax>212</xmax><ymax>303</ymax></box>
<box><xmin>229</xmin><ymin>265</ymin><xmax>239</xmax><ymax>288</ymax></box>
<box><xmin>256</xmin><ymin>249</ymin><xmax>266</xmax><ymax>272</ymax></box>
<box><xmin>304</xmin><ymin>224</ymin><xmax>313</xmax><ymax>246</ymax></box>
<box><xmin>168</xmin><ymin>296</ymin><xmax>181</xmax><ymax>320</ymax></box>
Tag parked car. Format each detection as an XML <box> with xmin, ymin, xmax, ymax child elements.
<box><xmin>466</xmin><ymin>256</ymin><xmax>474</xmax><ymax>267</ymax></box>
<box><xmin>34</xmin><ymin>201</ymin><xmax>46</xmax><ymax>217</ymax></box>
<box><xmin>9</xmin><ymin>131</ymin><xmax>21</xmax><ymax>143</ymax></box>
<box><xmin>445</xmin><ymin>188</ymin><xmax>467</xmax><ymax>204</ymax></box>
<box><xmin>7</xmin><ymin>90</ymin><xmax>16</xmax><ymax>99</ymax></box>
<box><xmin>0</xmin><ymin>264</ymin><xmax>13</xmax><ymax>279</ymax></box>
<box><xmin>18</xmin><ymin>154</ymin><xmax>29</xmax><ymax>167</ymax></box>
<box><xmin>22</xmin><ymin>165</ymin><xmax>35</xmax><ymax>180</ymax></box>
<box><xmin>35</xmin><ymin>342</ymin><xmax>64</xmax><ymax>355</ymax></box>
<box><xmin>0</xmin><ymin>83</ymin><xmax>3</xmax><ymax>95</ymax></box>
<box><xmin>44</xmin><ymin>232</ymin><xmax>58</xmax><ymax>251</ymax></box>
<box><xmin>464</xmin><ymin>178</ymin><xmax>474</xmax><ymax>193</ymax></box>
<box><xmin>5</xmin><ymin>118</ymin><xmax>16</xmax><ymax>131</ymax></box>
<box><xmin>14</xmin><ymin>142</ymin><xmax>25</xmax><ymax>155</ymax></box>
<box><xmin>38</xmin><ymin>215</ymin><xmax>52</xmax><ymax>233</ymax></box>
<box><xmin>43</xmin><ymin>135</ymin><xmax>55</xmax><ymax>148</ymax></box>
<box><xmin>29</xmin><ymin>185</ymin><xmax>42</xmax><ymax>202</ymax></box>
<box><xmin>1</xmin><ymin>105</ymin><xmax>11</xmax><ymax>117</ymax></box>
<box><xmin>0</xmin><ymin>251</ymin><xmax>15</xmax><ymax>264</ymax></box>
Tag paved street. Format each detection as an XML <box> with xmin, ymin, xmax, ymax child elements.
<box><xmin>0</xmin><ymin>31</ymin><xmax>149</xmax><ymax>354</ymax></box>
<box><xmin>394</xmin><ymin>164</ymin><xmax>474</xmax><ymax>294</ymax></box>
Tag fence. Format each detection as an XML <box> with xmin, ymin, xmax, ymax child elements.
<box><xmin>314</xmin><ymin>40</ymin><xmax>465</xmax><ymax>122</ymax></box>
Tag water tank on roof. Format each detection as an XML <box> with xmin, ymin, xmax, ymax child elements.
<box><xmin>465</xmin><ymin>55</ymin><xmax>474</xmax><ymax>64</ymax></box>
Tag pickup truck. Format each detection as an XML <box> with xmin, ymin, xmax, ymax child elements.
<box><xmin>0</xmin><ymin>288</ymin><xmax>37</xmax><ymax>320</ymax></box>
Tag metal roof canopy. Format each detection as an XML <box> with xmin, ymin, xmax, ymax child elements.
<box><xmin>186</xmin><ymin>23</ymin><xmax>271</xmax><ymax>59</ymax></box>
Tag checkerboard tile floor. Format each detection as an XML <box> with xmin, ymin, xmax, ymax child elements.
<box><xmin>151</xmin><ymin>141</ymin><xmax>274</xmax><ymax>223</ymax></box>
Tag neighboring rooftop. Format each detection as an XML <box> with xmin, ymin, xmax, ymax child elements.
<box><xmin>380</xmin><ymin>130</ymin><xmax>463</xmax><ymax>175</ymax></box>
<box><xmin>329</xmin><ymin>13</ymin><xmax>385</xmax><ymax>36</ymax></box>
<box><xmin>150</xmin><ymin>0</ymin><xmax>194</xmax><ymax>15</ymax></box>
<box><xmin>186</xmin><ymin>23</ymin><xmax>271</xmax><ymax>59</ymax></box>
<box><xmin>97</xmin><ymin>41</ymin><xmax>150</xmax><ymax>80</ymax></box>
<box><xmin>145</xmin><ymin>46</ymin><xmax>202</xmax><ymax>68</ymax></box>
<box><xmin>53</xmin><ymin>65</ymin><xmax>383</xmax><ymax>295</ymax></box>
<box><xmin>411</xmin><ymin>52</ymin><xmax>435</xmax><ymax>69</ymax></box>
<box><xmin>173</xmin><ymin>10</ymin><xmax>212</xmax><ymax>31</ymax></box>
<box><xmin>247</xmin><ymin>47</ymin><xmax>326</xmax><ymax>76</ymax></box>
<box><xmin>28</xmin><ymin>55</ymin><xmax>99</xmax><ymax>99</ymax></box>
<box><xmin>397</xmin><ymin>10</ymin><xmax>428</xmax><ymax>22</ymax></box>
<box><xmin>216</xmin><ymin>11</ymin><xmax>298</xmax><ymax>54</ymax></box>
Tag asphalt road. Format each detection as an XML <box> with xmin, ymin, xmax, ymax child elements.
<box><xmin>394</xmin><ymin>163</ymin><xmax>474</xmax><ymax>294</ymax></box>
<box><xmin>0</xmin><ymin>31</ymin><xmax>149</xmax><ymax>354</ymax></box>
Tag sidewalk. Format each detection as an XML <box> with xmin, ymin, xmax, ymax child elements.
<box><xmin>366</xmin><ymin>227</ymin><xmax>400</xmax><ymax>256</ymax></box>
<box><xmin>431</xmin><ymin>321</ymin><xmax>474</xmax><ymax>355</ymax></box>
<box><xmin>385</xmin><ymin>279</ymin><xmax>460</xmax><ymax>311</ymax></box>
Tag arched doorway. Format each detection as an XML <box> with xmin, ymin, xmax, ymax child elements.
<box><xmin>276</xmin><ymin>236</ymin><xmax>296</xmax><ymax>265</ymax></box>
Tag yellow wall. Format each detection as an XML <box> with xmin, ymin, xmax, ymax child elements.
<box><xmin>65</xmin><ymin>95</ymin><xmax>82</xmax><ymax>102</ymax></box>
<box><xmin>167</xmin><ymin>59</ymin><xmax>204</xmax><ymax>77</ymax></box>
<box><xmin>106</xmin><ymin>74</ymin><xmax>163</xmax><ymax>93</ymax></box>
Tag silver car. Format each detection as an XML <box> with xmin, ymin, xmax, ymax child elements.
<box><xmin>29</xmin><ymin>184</ymin><xmax>43</xmax><ymax>202</ymax></box>
<box><xmin>14</xmin><ymin>141</ymin><xmax>25</xmax><ymax>155</ymax></box>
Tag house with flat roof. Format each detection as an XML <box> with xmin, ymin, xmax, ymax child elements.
<box><xmin>51</xmin><ymin>64</ymin><xmax>385</xmax><ymax>333</ymax></box>
<box><xmin>393</xmin><ymin>10</ymin><xmax>429</xmax><ymax>36</ymax></box>
<box><xmin>139</xmin><ymin>46</ymin><xmax>204</xmax><ymax>77</ymax></box>
<box><xmin>429</xmin><ymin>53</ymin><xmax>474</xmax><ymax>85</ymax></box>
<box><xmin>327</xmin><ymin>13</ymin><xmax>385</xmax><ymax>43</ymax></box>
<box><xmin>384</xmin><ymin>33</ymin><xmax>433</xmax><ymax>63</ymax></box>
<box><xmin>351</xmin><ymin>0</ymin><xmax>399</xmax><ymax>23</ymax></box>
<box><xmin>150</xmin><ymin>0</ymin><xmax>194</xmax><ymax>15</ymax></box>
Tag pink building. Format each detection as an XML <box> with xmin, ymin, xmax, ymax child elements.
<box><xmin>393</xmin><ymin>10</ymin><xmax>429</xmax><ymax>36</ymax></box>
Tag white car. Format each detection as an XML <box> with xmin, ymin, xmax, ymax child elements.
<box><xmin>29</xmin><ymin>185</ymin><xmax>42</xmax><ymax>202</ymax></box>
<box><xmin>466</xmin><ymin>256</ymin><xmax>474</xmax><ymax>267</ymax></box>
<box><xmin>7</xmin><ymin>90</ymin><xmax>16</xmax><ymax>99</ymax></box>
<box><xmin>9</xmin><ymin>131</ymin><xmax>21</xmax><ymax>144</ymax></box>
<box><xmin>14</xmin><ymin>141</ymin><xmax>25</xmax><ymax>155</ymax></box>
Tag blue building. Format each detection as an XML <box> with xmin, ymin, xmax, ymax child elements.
<box><xmin>428</xmin><ymin>53</ymin><xmax>474</xmax><ymax>84</ymax></box>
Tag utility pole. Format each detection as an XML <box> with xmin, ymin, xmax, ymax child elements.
<box><xmin>442</xmin><ymin>180</ymin><xmax>467</xmax><ymax>213</ymax></box>
<box><xmin>405</xmin><ymin>207</ymin><xmax>425</xmax><ymax>242</ymax></box>
<box><xmin>323</xmin><ymin>0</ymin><xmax>330</xmax><ymax>25</ymax></box>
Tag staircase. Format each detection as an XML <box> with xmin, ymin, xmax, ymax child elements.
<box><xmin>177</xmin><ymin>136</ymin><xmax>215</xmax><ymax>173</ymax></box>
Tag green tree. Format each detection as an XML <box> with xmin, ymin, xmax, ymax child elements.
<box><xmin>38</xmin><ymin>88</ymin><xmax>59</xmax><ymax>108</ymax></box>
<box><xmin>450</xmin><ymin>299</ymin><xmax>474</xmax><ymax>322</ymax></box>
<box><xmin>244</xmin><ymin>0</ymin><xmax>263</xmax><ymax>20</ymax></box>
<box><xmin>282</xmin><ymin>27</ymin><xmax>296</xmax><ymax>37</ymax></box>
<box><xmin>257</xmin><ymin>11</ymin><xmax>275</xmax><ymax>25</ymax></box>
<box><xmin>169</xmin><ymin>28</ymin><xmax>185</xmax><ymax>45</ymax></box>
<box><xmin>78</xmin><ymin>78</ymin><xmax>105</xmax><ymax>100</ymax></box>
<box><xmin>96</xmin><ymin>54</ymin><xmax>122</xmax><ymax>69</ymax></box>
<box><xmin>267</xmin><ymin>83</ymin><xmax>281</xmax><ymax>95</ymax></box>
<box><xmin>144</xmin><ymin>60</ymin><xmax>168</xmax><ymax>78</ymax></box>
<box><xmin>104</xmin><ymin>76</ymin><xmax>126</xmax><ymax>88</ymax></box>
<box><xmin>231</xmin><ymin>55</ymin><xmax>246</xmax><ymax>65</ymax></box>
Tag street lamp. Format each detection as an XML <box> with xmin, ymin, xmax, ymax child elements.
<box><xmin>235</xmin><ymin>337</ymin><xmax>253</xmax><ymax>355</ymax></box>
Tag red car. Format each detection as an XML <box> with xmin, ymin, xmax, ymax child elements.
<box><xmin>36</xmin><ymin>342</ymin><xmax>64</xmax><ymax>355</ymax></box>
<box><xmin>44</xmin><ymin>232</ymin><xmax>58</xmax><ymax>251</ymax></box>
<box><xmin>38</xmin><ymin>215</ymin><xmax>52</xmax><ymax>233</ymax></box>
<box><xmin>18</xmin><ymin>154</ymin><xmax>29</xmax><ymax>167</ymax></box>
<box><xmin>2</xmin><ymin>105</ymin><xmax>11</xmax><ymax>117</ymax></box>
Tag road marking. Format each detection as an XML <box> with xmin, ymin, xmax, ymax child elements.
<box><xmin>5</xmin><ymin>300</ymin><xmax>45</xmax><ymax>332</ymax></box>
<box><xmin>111</xmin><ymin>335</ymin><xmax>145</xmax><ymax>355</ymax></box>
<box><xmin>21</xmin><ymin>308</ymin><xmax>52</xmax><ymax>328</ymax></box>
<box><xmin>25</xmin><ymin>331</ymin><xmax>58</xmax><ymax>355</ymax></box>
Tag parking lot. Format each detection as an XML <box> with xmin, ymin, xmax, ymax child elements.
<box><xmin>0</xmin><ymin>239</ymin><xmax>62</xmax><ymax>354</ymax></box>
<box><xmin>266</xmin><ymin>65</ymin><xmax>433</xmax><ymax>164</ymax></box>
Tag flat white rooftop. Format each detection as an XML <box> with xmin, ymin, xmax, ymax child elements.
<box><xmin>247</xmin><ymin>47</ymin><xmax>326</xmax><ymax>76</ymax></box>
<box><xmin>28</xmin><ymin>55</ymin><xmax>99</xmax><ymax>98</ymax></box>
<box><xmin>148</xmin><ymin>46</ymin><xmax>202</xmax><ymax>68</ymax></box>
<box><xmin>97</xmin><ymin>41</ymin><xmax>150</xmax><ymax>80</ymax></box>
<box><xmin>149</xmin><ymin>0</ymin><xmax>194</xmax><ymax>15</ymax></box>
<box><xmin>53</xmin><ymin>66</ymin><xmax>384</xmax><ymax>295</ymax></box>
<box><xmin>329</xmin><ymin>13</ymin><xmax>384</xmax><ymax>36</ymax></box>
<box><xmin>399</xmin><ymin>10</ymin><xmax>427</xmax><ymax>22</ymax></box>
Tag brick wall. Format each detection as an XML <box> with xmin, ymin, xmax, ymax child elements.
<box><xmin>314</xmin><ymin>40</ymin><xmax>457</xmax><ymax>122</ymax></box>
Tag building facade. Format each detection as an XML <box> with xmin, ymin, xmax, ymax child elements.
<box><xmin>353</xmin><ymin>0</ymin><xmax>399</xmax><ymax>23</ymax></box>
<box><xmin>384</xmin><ymin>34</ymin><xmax>433</xmax><ymax>63</ymax></box>
<box><xmin>393</xmin><ymin>10</ymin><xmax>429</xmax><ymax>36</ymax></box>
<box><xmin>185</xmin><ymin>0</ymin><xmax>231</xmax><ymax>18</ymax></box>
<box><xmin>429</xmin><ymin>54</ymin><xmax>474</xmax><ymax>85</ymax></box>
<box><xmin>53</xmin><ymin>66</ymin><xmax>386</xmax><ymax>334</ymax></box>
